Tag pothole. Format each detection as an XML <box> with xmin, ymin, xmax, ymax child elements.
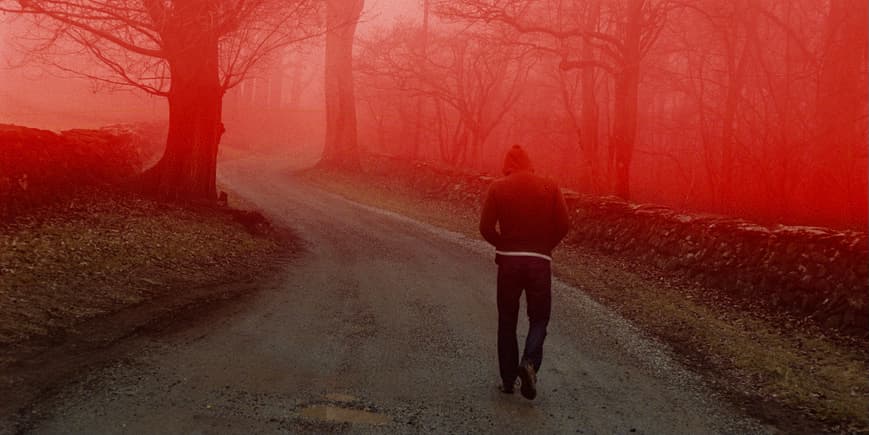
<box><xmin>324</xmin><ymin>393</ymin><xmax>358</xmax><ymax>403</ymax></box>
<box><xmin>300</xmin><ymin>405</ymin><xmax>392</xmax><ymax>426</ymax></box>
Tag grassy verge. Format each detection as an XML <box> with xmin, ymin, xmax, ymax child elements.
<box><xmin>299</xmin><ymin>166</ymin><xmax>868</xmax><ymax>434</ymax></box>
<box><xmin>0</xmin><ymin>187</ymin><xmax>293</xmax><ymax>356</ymax></box>
<box><xmin>0</xmin><ymin>185</ymin><xmax>298</xmax><ymax>429</ymax></box>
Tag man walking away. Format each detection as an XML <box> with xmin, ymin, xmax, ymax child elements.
<box><xmin>479</xmin><ymin>145</ymin><xmax>570</xmax><ymax>400</ymax></box>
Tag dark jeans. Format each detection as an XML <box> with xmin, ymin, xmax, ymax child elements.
<box><xmin>496</xmin><ymin>255</ymin><xmax>552</xmax><ymax>386</ymax></box>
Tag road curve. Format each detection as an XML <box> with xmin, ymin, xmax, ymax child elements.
<box><xmin>21</xmin><ymin>157</ymin><xmax>768</xmax><ymax>434</ymax></box>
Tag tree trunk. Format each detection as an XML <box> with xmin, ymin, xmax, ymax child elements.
<box><xmin>580</xmin><ymin>0</ymin><xmax>601</xmax><ymax>192</ymax></box>
<box><xmin>142</xmin><ymin>3</ymin><xmax>223</xmax><ymax>201</ymax></box>
<box><xmin>611</xmin><ymin>0</ymin><xmax>642</xmax><ymax>200</ymax></box>
<box><xmin>269</xmin><ymin>65</ymin><xmax>285</xmax><ymax>109</ymax></box>
<box><xmin>240</xmin><ymin>80</ymin><xmax>254</xmax><ymax>110</ymax></box>
<box><xmin>717</xmin><ymin>2</ymin><xmax>752</xmax><ymax>212</ymax></box>
<box><xmin>320</xmin><ymin>0</ymin><xmax>364</xmax><ymax>169</ymax></box>
<box><xmin>287</xmin><ymin>63</ymin><xmax>305</xmax><ymax>108</ymax></box>
<box><xmin>814</xmin><ymin>0</ymin><xmax>869</xmax><ymax>224</ymax></box>
<box><xmin>249</xmin><ymin>76</ymin><xmax>267</xmax><ymax>109</ymax></box>
<box><xmin>410</xmin><ymin>0</ymin><xmax>431</xmax><ymax>161</ymax></box>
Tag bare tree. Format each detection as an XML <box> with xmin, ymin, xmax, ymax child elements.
<box><xmin>358</xmin><ymin>23</ymin><xmax>534</xmax><ymax>168</ymax></box>
<box><xmin>814</xmin><ymin>0</ymin><xmax>869</xmax><ymax>221</ymax></box>
<box><xmin>320</xmin><ymin>0</ymin><xmax>364</xmax><ymax>169</ymax></box>
<box><xmin>669</xmin><ymin>0</ymin><xmax>754</xmax><ymax>210</ymax></box>
<box><xmin>1</xmin><ymin>0</ymin><xmax>321</xmax><ymax>200</ymax></box>
<box><xmin>437</xmin><ymin>0</ymin><xmax>673</xmax><ymax>199</ymax></box>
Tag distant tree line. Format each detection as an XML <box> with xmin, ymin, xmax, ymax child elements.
<box><xmin>1</xmin><ymin>0</ymin><xmax>865</xmax><ymax>227</ymax></box>
<box><xmin>355</xmin><ymin>0</ymin><xmax>868</xmax><ymax>228</ymax></box>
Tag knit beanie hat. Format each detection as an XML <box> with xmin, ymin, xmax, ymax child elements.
<box><xmin>502</xmin><ymin>144</ymin><xmax>533</xmax><ymax>175</ymax></box>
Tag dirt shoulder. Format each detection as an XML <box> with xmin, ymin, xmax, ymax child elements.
<box><xmin>0</xmin><ymin>187</ymin><xmax>299</xmax><ymax>424</ymax></box>
<box><xmin>299</xmin><ymin>165</ymin><xmax>868</xmax><ymax>435</ymax></box>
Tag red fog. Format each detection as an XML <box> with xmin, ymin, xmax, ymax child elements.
<box><xmin>0</xmin><ymin>0</ymin><xmax>866</xmax><ymax>228</ymax></box>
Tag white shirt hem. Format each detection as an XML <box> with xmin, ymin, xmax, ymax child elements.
<box><xmin>495</xmin><ymin>250</ymin><xmax>552</xmax><ymax>262</ymax></box>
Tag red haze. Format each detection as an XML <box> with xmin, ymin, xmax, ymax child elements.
<box><xmin>1</xmin><ymin>0</ymin><xmax>866</xmax><ymax>228</ymax></box>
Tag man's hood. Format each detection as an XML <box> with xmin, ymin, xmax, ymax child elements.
<box><xmin>502</xmin><ymin>145</ymin><xmax>533</xmax><ymax>175</ymax></box>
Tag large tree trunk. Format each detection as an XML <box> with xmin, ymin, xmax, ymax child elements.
<box><xmin>409</xmin><ymin>0</ymin><xmax>431</xmax><ymax>161</ymax></box>
<box><xmin>320</xmin><ymin>0</ymin><xmax>364</xmax><ymax>169</ymax></box>
<box><xmin>142</xmin><ymin>3</ymin><xmax>223</xmax><ymax>201</ymax></box>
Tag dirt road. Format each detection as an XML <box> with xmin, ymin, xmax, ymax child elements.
<box><xmin>15</xmin><ymin>158</ymin><xmax>769</xmax><ymax>434</ymax></box>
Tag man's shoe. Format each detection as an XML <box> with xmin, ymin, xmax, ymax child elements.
<box><xmin>499</xmin><ymin>378</ymin><xmax>519</xmax><ymax>394</ymax></box>
<box><xmin>517</xmin><ymin>360</ymin><xmax>537</xmax><ymax>400</ymax></box>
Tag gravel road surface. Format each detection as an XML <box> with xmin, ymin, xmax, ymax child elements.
<box><xmin>16</xmin><ymin>158</ymin><xmax>770</xmax><ymax>434</ymax></box>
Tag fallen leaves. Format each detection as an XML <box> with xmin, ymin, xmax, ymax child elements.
<box><xmin>0</xmin><ymin>188</ymin><xmax>284</xmax><ymax>346</ymax></box>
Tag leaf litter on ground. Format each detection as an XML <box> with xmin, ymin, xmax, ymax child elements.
<box><xmin>0</xmin><ymin>187</ymin><xmax>288</xmax><ymax>346</ymax></box>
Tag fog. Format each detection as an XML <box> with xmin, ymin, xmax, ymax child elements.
<box><xmin>0</xmin><ymin>42</ymin><xmax>164</xmax><ymax>129</ymax></box>
<box><xmin>0</xmin><ymin>0</ymin><xmax>866</xmax><ymax>227</ymax></box>
<box><xmin>0</xmin><ymin>0</ymin><xmax>416</xmax><ymax>130</ymax></box>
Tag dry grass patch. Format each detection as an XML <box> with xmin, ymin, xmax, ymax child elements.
<box><xmin>555</xmin><ymin>245</ymin><xmax>869</xmax><ymax>433</ymax></box>
<box><xmin>0</xmin><ymin>189</ymin><xmax>286</xmax><ymax>348</ymax></box>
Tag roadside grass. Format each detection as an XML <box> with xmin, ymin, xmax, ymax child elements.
<box><xmin>556</xmin><ymin>246</ymin><xmax>869</xmax><ymax>433</ymax></box>
<box><xmin>299</xmin><ymin>166</ymin><xmax>869</xmax><ymax>434</ymax></box>
<box><xmin>0</xmin><ymin>188</ymin><xmax>286</xmax><ymax>350</ymax></box>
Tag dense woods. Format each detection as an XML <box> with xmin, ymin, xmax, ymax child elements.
<box><xmin>355</xmin><ymin>0</ymin><xmax>868</xmax><ymax>228</ymax></box>
<box><xmin>1</xmin><ymin>0</ymin><xmax>865</xmax><ymax>227</ymax></box>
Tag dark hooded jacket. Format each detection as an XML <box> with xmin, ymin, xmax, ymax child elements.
<box><xmin>479</xmin><ymin>145</ymin><xmax>570</xmax><ymax>258</ymax></box>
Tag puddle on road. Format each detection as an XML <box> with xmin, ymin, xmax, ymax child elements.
<box><xmin>300</xmin><ymin>405</ymin><xmax>391</xmax><ymax>426</ymax></box>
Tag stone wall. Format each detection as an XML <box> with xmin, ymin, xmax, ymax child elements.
<box><xmin>0</xmin><ymin>124</ymin><xmax>142</xmax><ymax>217</ymax></box>
<box><xmin>365</xmin><ymin>154</ymin><xmax>868</xmax><ymax>336</ymax></box>
<box><xmin>569</xmin><ymin>197</ymin><xmax>868</xmax><ymax>335</ymax></box>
